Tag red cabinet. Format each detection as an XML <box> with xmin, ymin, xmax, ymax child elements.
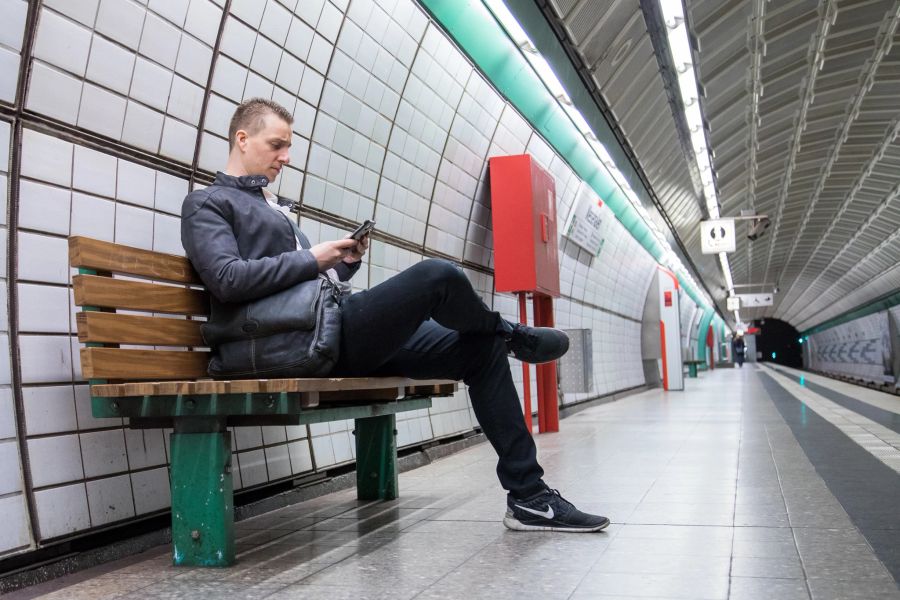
<box><xmin>488</xmin><ymin>154</ymin><xmax>560</xmax><ymax>297</ymax></box>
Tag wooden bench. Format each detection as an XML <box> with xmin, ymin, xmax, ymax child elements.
<box><xmin>69</xmin><ymin>236</ymin><xmax>457</xmax><ymax>567</ymax></box>
<box><xmin>683</xmin><ymin>360</ymin><xmax>705</xmax><ymax>378</ymax></box>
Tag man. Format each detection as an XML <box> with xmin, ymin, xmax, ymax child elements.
<box><xmin>733</xmin><ymin>333</ymin><xmax>746</xmax><ymax>368</ymax></box>
<box><xmin>181</xmin><ymin>98</ymin><xmax>609</xmax><ymax>532</ymax></box>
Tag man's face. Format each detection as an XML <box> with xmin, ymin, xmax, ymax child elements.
<box><xmin>236</xmin><ymin>113</ymin><xmax>292</xmax><ymax>182</ymax></box>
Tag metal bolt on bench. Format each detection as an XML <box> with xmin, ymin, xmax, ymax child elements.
<box><xmin>69</xmin><ymin>236</ymin><xmax>457</xmax><ymax>567</ymax></box>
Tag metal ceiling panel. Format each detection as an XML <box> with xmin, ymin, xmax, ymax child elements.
<box><xmin>537</xmin><ymin>0</ymin><xmax>900</xmax><ymax>330</ymax></box>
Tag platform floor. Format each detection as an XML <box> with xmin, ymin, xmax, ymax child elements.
<box><xmin>9</xmin><ymin>363</ymin><xmax>900</xmax><ymax>599</ymax></box>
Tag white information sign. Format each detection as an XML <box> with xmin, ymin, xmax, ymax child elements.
<box><xmin>737</xmin><ymin>293</ymin><xmax>774</xmax><ymax>307</ymax></box>
<box><xmin>563</xmin><ymin>186</ymin><xmax>605</xmax><ymax>256</ymax></box>
<box><xmin>700</xmin><ymin>219</ymin><xmax>736</xmax><ymax>254</ymax></box>
<box><xmin>726</xmin><ymin>296</ymin><xmax>740</xmax><ymax>311</ymax></box>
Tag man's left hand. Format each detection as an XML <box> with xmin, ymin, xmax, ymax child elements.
<box><xmin>344</xmin><ymin>234</ymin><xmax>369</xmax><ymax>263</ymax></box>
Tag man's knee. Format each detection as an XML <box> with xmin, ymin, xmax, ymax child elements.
<box><xmin>413</xmin><ymin>258</ymin><xmax>467</xmax><ymax>287</ymax></box>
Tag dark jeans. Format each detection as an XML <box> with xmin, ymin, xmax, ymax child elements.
<box><xmin>332</xmin><ymin>258</ymin><xmax>545</xmax><ymax>498</ymax></box>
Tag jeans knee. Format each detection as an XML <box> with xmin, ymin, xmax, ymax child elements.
<box><xmin>418</xmin><ymin>258</ymin><xmax>466</xmax><ymax>287</ymax></box>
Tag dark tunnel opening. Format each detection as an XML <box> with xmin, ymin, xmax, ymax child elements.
<box><xmin>753</xmin><ymin>318</ymin><xmax>803</xmax><ymax>369</ymax></box>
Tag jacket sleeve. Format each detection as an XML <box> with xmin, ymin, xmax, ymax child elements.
<box><xmin>181</xmin><ymin>190</ymin><xmax>320</xmax><ymax>303</ymax></box>
<box><xmin>333</xmin><ymin>260</ymin><xmax>361</xmax><ymax>281</ymax></box>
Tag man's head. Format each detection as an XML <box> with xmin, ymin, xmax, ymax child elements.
<box><xmin>227</xmin><ymin>98</ymin><xmax>294</xmax><ymax>182</ymax></box>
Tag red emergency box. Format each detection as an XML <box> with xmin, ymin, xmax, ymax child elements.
<box><xmin>489</xmin><ymin>154</ymin><xmax>560</xmax><ymax>297</ymax></box>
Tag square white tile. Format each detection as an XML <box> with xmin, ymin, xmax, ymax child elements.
<box><xmin>34</xmin><ymin>482</ymin><xmax>90</xmax><ymax>538</ymax></box>
<box><xmin>28</xmin><ymin>434</ymin><xmax>83</xmax><ymax>487</ymax></box>
<box><xmin>86</xmin><ymin>473</ymin><xmax>136</xmax><ymax>526</ymax></box>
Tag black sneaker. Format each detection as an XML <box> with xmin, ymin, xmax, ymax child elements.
<box><xmin>506</xmin><ymin>324</ymin><xmax>569</xmax><ymax>364</ymax></box>
<box><xmin>504</xmin><ymin>488</ymin><xmax>610</xmax><ymax>532</ymax></box>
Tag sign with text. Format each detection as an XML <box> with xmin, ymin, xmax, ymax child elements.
<box><xmin>726</xmin><ymin>296</ymin><xmax>740</xmax><ymax>311</ymax></box>
<box><xmin>563</xmin><ymin>186</ymin><xmax>605</xmax><ymax>256</ymax></box>
<box><xmin>738</xmin><ymin>293</ymin><xmax>774</xmax><ymax>307</ymax></box>
<box><xmin>700</xmin><ymin>219</ymin><xmax>736</xmax><ymax>254</ymax></box>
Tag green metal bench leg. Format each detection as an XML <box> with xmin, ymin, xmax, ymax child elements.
<box><xmin>354</xmin><ymin>414</ymin><xmax>398</xmax><ymax>500</ymax></box>
<box><xmin>170</xmin><ymin>419</ymin><xmax>234</xmax><ymax>567</ymax></box>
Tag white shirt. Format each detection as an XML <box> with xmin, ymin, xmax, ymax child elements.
<box><xmin>262</xmin><ymin>189</ymin><xmax>348</xmax><ymax>291</ymax></box>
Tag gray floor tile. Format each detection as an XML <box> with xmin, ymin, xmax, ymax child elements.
<box><xmin>574</xmin><ymin>572</ymin><xmax>729</xmax><ymax>599</ymax></box>
<box><xmin>730</xmin><ymin>555</ymin><xmax>805</xmax><ymax>579</ymax></box>
<box><xmin>731</xmin><ymin>538</ymin><xmax>800</xmax><ymax>558</ymax></box>
<box><xmin>729</xmin><ymin>577</ymin><xmax>811</xmax><ymax>600</ymax></box>
<box><xmin>806</xmin><ymin>578</ymin><xmax>900</xmax><ymax>600</ymax></box>
<box><xmin>590</xmin><ymin>551</ymin><xmax>730</xmax><ymax>577</ymax></box>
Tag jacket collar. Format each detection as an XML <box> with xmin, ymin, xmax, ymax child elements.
<box><xmin>213</xmin><ymin>171</ymin><xmax>270</xmax><ymax>190</ymax></box>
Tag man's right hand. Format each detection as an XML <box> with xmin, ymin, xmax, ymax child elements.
<box><xmin>309</xmin><ymin>239</ymin><xmax>358</xmax><ymax>272</ymax></box>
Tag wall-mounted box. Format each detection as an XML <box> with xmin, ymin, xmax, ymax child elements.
<box><xmin>560</xmin><ymin>328</ymin><xmax>593</xmax><ymax>393</ymax></box>
<box><xmin>488</xmin><ymin>154</ymin><xmax>560</xmax><ymax>297</ymax></box>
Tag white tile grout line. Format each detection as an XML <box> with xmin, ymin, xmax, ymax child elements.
<box><xmin>763</xmin><ymin>366</ymin><xmax>900</xmax><ymax>475</ymax></box>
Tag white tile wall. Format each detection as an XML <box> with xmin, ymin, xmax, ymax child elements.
<box><xmin>80</xmin><ymin>429</ymin><xmax>128</xmax><ymax>478</ymax></box>
<box><xmin>288</xmin><ymin>439</ymin><xmax>314</xmax><ymax>474</ymax></box>
<box><xmin>28</xmin><ymin>2</ymin><xmax>222</xmax><ymax>162</ymax></box>
<box><xmin>34</xmin><ymin>483</ymin><xmax>91</xmax><ymax>539</ymax></box>
<box><xmin>0</xmin><ymin>0</ymin><xmax>27</xmax><ymax>103</ymax></box>
<box><xmin>132</xmin><ymin>467</ymin><xmax>171</xmax><ymax>515</ymax></box>
<box><xmin>28</xmin><ymin>434</ymin><xmax>83</xmax><ymax>487</ymax></box>
<box><xmin>86</xmin><ymin>473</ymin><xmax>136</xmax><ymax>526</ymax></box>
<box><xmin>237</xmin><ymin>448</ymin><xmax>268</xmax><ymax>488</ymax></box>
<box><xmin>0</xmin><ymin>495</ymin><xmax>30</xmax><ymax>552</ymax></box>
<box><xmin>3</xmin><ymin>0</ymin><xmax>664</xmax><ymax>548</ymax></box>
<box><xmin>264</xmin><ymin>443</ymin><xmax>292</xmax><ymax>480</ymax></box>
<box><xmin>22</xmin><ymin>385</ymin><xmax>77</xmax><ymax>436</ymax></box>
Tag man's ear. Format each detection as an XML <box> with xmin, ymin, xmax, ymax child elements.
<box><xmin>235</xmin><ymin>129</ymin><xmax>248</xmax><ymax>152</ymax></box>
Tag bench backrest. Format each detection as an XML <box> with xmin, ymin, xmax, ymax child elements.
<box><xmin>70</xmin><ymin>236</ymin><xmax>211</xmax><ymax>381</ymax></box>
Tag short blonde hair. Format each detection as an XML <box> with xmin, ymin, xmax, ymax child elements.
<box><xmin>228</xmin><ymin>98</ymin><xmax>293</xmax><ymax>149</ymax></box>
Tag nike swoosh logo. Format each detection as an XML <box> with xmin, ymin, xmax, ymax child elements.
<box><xmin>515</xmin><ymin>504</ymin><xmax>554</xmax><ymax>519</ymax></box>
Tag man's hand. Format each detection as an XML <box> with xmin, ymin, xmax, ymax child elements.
<box><xmin>309</xmin><ymin>239</ymin><xmax>358</xmax><ymax>272</ymax></box>
<box><xmin>344</xmin><ymin>234</ymin><xmax>369</xmax><ymax>264</ymax></box>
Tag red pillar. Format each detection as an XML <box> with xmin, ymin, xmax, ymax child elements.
<box><xmin>518</xmin><ymin>292</ymin><xmax>532</xmax><ymax>432</ymax></box>
<box><xmin>533</xmin><ymin>294</ymin><xmax>559</xmax><ymax>433</ymax></box>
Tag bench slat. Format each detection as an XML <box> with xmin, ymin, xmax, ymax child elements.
<box><xmin>89</xmin><ymin>377</ymin><xmax>458</xmax><ymax>397</ymax></box>
<box><xmin>81</xmin><ymin>347</ymin><xmax>209</xmax><ymax>379</ymax></box>
<box><xmin>77</xmin><ymin>312</ymin><xmax>205</xmax><ymax>346</ymax></box>
<box><xmin>69</xmin><ymin>236</ymin><xmax>201</xmax><ymax>284</ymax></box>
<box><xmin>73</xmin><ymin>275</ymin><xmax>208</xmax><ymax>315</ymax></box>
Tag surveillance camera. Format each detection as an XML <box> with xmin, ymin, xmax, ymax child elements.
<box><xmin>747</xmin><ymin>216</ymin><xmax>771</xmax><ymax>241</ymax></box>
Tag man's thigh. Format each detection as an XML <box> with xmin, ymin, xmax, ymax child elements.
<box><xmin>367</xmin><ymin>320</ymin><xmax>492</xmax><ymax>381</ymax></box>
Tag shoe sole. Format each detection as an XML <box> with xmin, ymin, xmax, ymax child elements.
<box><xmin>502</xmin><ymin>515</ymin><xmax>610</xmax><ymax>533</ymax></box>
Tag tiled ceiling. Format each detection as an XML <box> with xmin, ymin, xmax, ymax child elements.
<box><xmin>544</xmin><ymin>0</ymin><xmax>900</xmax><ymax>332</ymax></box>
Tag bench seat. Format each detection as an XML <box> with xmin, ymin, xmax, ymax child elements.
<box><xmin>69</xmin><ymin>236</ymin><xmax>458</xmax><ymax>567</ymax></box>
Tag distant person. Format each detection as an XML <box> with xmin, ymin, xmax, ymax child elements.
<box><xmin>180</xmin><ymin>98</ymin><xmax>610</xmax><ymax>532</ymax></box>
<box><xmin>732</xmin><ymin>333</ymin><xmax>746</xmax><ymax>368</ymax></box>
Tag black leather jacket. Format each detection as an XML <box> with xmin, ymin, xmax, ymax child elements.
<box><xmin>181</xmin><ymin>171</ymin><xmax>359</xmax><ymax>374</ymax></box>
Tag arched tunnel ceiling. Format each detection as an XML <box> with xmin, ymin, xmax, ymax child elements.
<box><xmin>541</xmin><ymin>0</ymin><xmax>900</xmax><ymax>332</ymax></box>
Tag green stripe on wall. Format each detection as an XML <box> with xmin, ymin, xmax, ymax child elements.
<box><xmin>418</xmin><ymin>0</ymin><xmax>711</xmax><ymax>313</ymax></box>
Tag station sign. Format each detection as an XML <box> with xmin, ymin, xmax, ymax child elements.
<box><xmin>737</xmin><ymin>293</ymin><xmax>773</xmax><ymax>307</ymax></box>
<box><xmin>563</xmin><ymin>186</ymin><xmax>605</xmax><ymax>256</ymax></box>
<box><xmin>700</xmin><ymin>219</ymin><xmax>736</xmax><ymax>253</ymax></box>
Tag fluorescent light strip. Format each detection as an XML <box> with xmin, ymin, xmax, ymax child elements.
<box><xmin>659</xmin><ymin>0</ymin><xmax>736</xmax><ymax>310</ymax></box>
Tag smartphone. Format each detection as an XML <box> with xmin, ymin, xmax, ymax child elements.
<box><xmin>349</xmin><ymin>219</ymin><xmax>375</xmax><ymax>241</ymax></box>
